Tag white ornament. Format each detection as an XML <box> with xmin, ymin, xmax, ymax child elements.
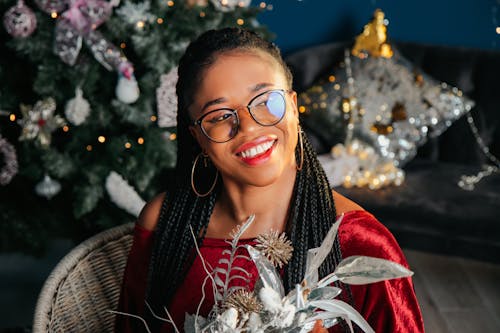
<box><xmin>156</xmin><ymin>67</ymin><xmax>178</xmax><ymax>128</ymax></box>
<box><xmin>105</xmin><ymin>171</ymin><xmax>146</xmax><ymax>216</ymax></box>
<box><xmin>210</xmin><ymin>0</ymin><xmax>250</xmax><ymax>12</ymax></box>
<box><xmin>65</xmin><ymin>87</ymin><xmax>91</xmax><ymax>125</ymax></box>
<box><xmin>35</xmin><ymin>174</ymin><xmax>61</xmax><ymax>199</ymax></box>
<box><xmin>116</xmin><ymin>74</ymin><xmax>140</xmax><ymax>104</ymax></box>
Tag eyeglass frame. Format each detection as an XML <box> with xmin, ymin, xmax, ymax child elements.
<box><xmin>192</xmin><ymin>88</ymin><xmax>293</xmax><ymax>143</ymax></box>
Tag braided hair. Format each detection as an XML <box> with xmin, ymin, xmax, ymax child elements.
<box><xmin>146</xmin><ymin>27</ymin><xmax>353</xmax><ymax>330</ymax></box>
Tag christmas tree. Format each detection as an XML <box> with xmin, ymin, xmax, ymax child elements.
<box><xmin>0</xmin><ymin>0</ymin><xmax>271</xmax><ymax>254</ymax></box>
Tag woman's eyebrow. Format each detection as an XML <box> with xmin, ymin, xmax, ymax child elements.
<box><xmin>250</xmin><ymin>82</ymin><xmax>274</xmax><ymax>92</ymax></box>
<box><xmin>200</xmin><ymin>83</ymin><xmax>274</xmax><ymax>112</ymax></box>
<box><xmin>201</xmin><ymin>97</ymin><xmax>226</xmax><ymax>112</ymax></box>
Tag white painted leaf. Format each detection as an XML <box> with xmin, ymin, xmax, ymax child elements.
<box><xmin>231</xmin><ymin>214</ymin><xmax>255</xmax><ymax>246</ymax></box>
<box><xmin>335</xmin><ymin>255</ymin><xmax>414</xmax><ymax>285</ymax></box>
<box><xmin>245</xmin><ymin>245</ymin><xmax>285</xmax><ymax>297</ymax></box>
<box><xmin>304</xmin><ymin>214</ymin><xmax>343</xmax><ymax>282</ymax></box>
<box><xmin>309</xmin><ymin>299</ymin><xmax>374</xmax><ymax>333</ymax></box>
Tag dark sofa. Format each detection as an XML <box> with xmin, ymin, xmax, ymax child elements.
<box><xmin>285</xmin><ymin>41</ymin><xmax>500</xmax><ymax>263</ymax></box>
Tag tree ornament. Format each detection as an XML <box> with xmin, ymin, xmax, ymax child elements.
<box><xmin>116</xmin><ymin>73</ymin><xmax>140</xmax><ymax>104</ymax></box>
<box><xmin>105</xmin><ymin>171</ymin><xmax>146</xmax><ymax>216</ymax></box>
<box><xmin>35</xmin><ymin>174</ymin><xmax>61</xmax><ymax>199</ymax></box>
<box><xmin>0</xmin><ymin>134</ymin><xmax>19</xmax><ymax>186</ymax></box>
<box><xmin>65</xmin><ymin>87</ymin><xmax>91</xmax><ymax>125</ymax></box>
<box><xmin>3</xmin><ymin>0</ymin><xmax>37</xmax><ymax>38</ymax></box>
<box><xmin>210</xmin><ymin>0</ymin><xmax>250</xmax><ymax>12</ymax></box>
<box><xmin>156</xmin><ymin>66</ymin><xmax>178</xmax><ymax>128</ymax></box>
<box><xmin>17</xmin><ymin>98</ymin><xmax>66</xmax><ymax>148</ymax></box>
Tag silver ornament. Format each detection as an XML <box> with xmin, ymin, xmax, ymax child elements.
<box><xmin>35</xmin><ymin>174</ymin><xmax>61</xmax><ymax>199</ymax></box>
<box><xmin>65</xmin><ymin>87</ymin><xmax>91</xmax><ymax>125</ymax></box>
<box><xmin>156</xmin><ymin>67</ymin><xmax>178</xmax><ymax>128</ymax></box>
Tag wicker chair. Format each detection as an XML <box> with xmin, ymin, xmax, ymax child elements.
<box><xmin>32</xmin><ymin>222</ymin><xmax>134</xmax><ymax>333</ymax></box>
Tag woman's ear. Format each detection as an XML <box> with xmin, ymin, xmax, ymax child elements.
<box><xmin>189</xmin><ymin>126</ymin><xmax>207</xmax><ymax>150</ymax></box>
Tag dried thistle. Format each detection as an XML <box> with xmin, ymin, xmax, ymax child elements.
<box><xmin>255</xmin><ymin>230</ymin><xmax>293</xmax><ymax>268</ymax></box>
<box><xmin>223</xmin><ymin>289</ymin><xmax>262</xmax><ymax>314</ymax></box>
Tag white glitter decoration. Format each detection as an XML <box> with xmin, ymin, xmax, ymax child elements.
<box><xmin>0</xmin><ymin>134</ymin><xmax>19</xmax><ymax>186</ymax></box>
<box><xmin>156</xmin><ymin>67</ymin><xmax>178</xmax><ymax>128</ymax></box>
<box><xmin>105</xmin><ymin>171</ymin><xmax>146</xmax><ymax>217</ymax></box>
<box><xmin>299</xmin><ymin>47</ymin><xmax>475</xmax><ymax>167</ymax></box>
<box><xmin>210</xmin><ymin>0</ymin><xmax>250</xmax><ymax>12</ymax></box>
<box><xmin>35</xmin><ymin>174</ymin><xmax>61</xmax><ymax>199</ymax></box>
<box><xmin>65</xmin><ymin>87</ymin><xmax>91</xmax><ymax>125</ymax></box>
<box><xmin>116</xmin><ymin>0</ymin><xmax>156</xmax><ymax>28</ymax></box>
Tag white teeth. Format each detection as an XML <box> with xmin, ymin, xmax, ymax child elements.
<box><xmin>240</xmin><ymin>141</ymin><xmax>274</xmax><ymax>159</ymax></box>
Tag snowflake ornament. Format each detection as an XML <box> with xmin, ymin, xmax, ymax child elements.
<box><xmin>18</xmin><ymin>98</ymin><xmax>66</xmax><ymax>148</ymax></box>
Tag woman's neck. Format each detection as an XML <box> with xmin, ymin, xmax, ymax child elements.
<box><xmin>206</xmin><ymin>167</ymin><xmax>297</xmax><ymax>239</ymax></box>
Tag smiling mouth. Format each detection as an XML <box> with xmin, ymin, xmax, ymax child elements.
<box><xmin>238</xmin><ymin>140</ymin><xmax>276</xmax><ymax>159</ymax></box>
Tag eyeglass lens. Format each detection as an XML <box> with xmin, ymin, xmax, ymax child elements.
<box><xmin>201</xmin><ymin>90</ymin><xmax>286</xmax><ymax>142</ymax></box>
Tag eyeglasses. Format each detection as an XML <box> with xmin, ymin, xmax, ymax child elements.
<box><xmin>193</xmin><ymin>89</ymin><xmax>289</xmax><ymax>143</ymax></box>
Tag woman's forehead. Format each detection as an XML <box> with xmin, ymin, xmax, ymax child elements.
<box><xmin>199</xmin><ymin>51</ymin><xmax>285</xmax><ymax>92</ymax></box>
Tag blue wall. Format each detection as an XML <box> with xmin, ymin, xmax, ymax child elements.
<box><xmin>252</xmin><ymin>0</ymin><xmax>500</xmax><ymax>55</ymax></box>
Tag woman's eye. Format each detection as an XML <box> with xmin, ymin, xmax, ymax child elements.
<box><xmin>207</xmin><ymin>112</ymin><xmax>232</xmax><ymax>124</ymax></box>
<box><xmin>252</xmin><ymin>98</ymin><xmax>268</xmax><ymax>108</ymax></box>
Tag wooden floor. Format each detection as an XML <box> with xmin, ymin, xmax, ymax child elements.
<box><xmin>404</xmin><ymin>249</ymin><xmax>500</xmax><ymax>333</ymax></box>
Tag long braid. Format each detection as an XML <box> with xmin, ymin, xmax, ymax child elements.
<box><xmin>145</xmin><ymin>27</ymin><xmax>356</xmax><ymax>332</ymax></box>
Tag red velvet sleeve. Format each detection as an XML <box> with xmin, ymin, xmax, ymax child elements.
<box><xmin>114</xmin><ymin>224</ymin><xmax>154</xmax><ymax>333</ymax></box>
<box><xmin>335</xmin><ymin>210</ymin><xmax>425</xmax><ymax>333</ymax></box>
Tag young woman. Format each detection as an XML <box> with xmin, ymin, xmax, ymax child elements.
<box><xmin>115</xmin><ymin>28</ymin><xmax>424</xmax><ymax>333</ymax></box>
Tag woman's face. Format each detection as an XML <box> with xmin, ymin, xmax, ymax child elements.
<box><xmin>189</xmin><ymin>50</ymin><xmax>299</xmax><ymax>189</ymax></box>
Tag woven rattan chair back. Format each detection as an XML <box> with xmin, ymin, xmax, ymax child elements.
<box><xmin>32</xmin><ymin>222</ymin><xmax>134</xmax><ymax>333</ymax></box>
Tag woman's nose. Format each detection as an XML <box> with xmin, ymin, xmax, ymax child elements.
<box><xmin>237</xmin><ymin>107</ymin><xmax>261</xmax><ymax>134</ymax></box>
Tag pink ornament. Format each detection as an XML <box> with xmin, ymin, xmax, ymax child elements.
<box><xmin>3</xmin><ymin>0</ymin><xmax>37</xmax><ymax>38</ymax></box>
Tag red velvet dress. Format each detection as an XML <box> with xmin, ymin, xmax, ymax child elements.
<box><xmin>115</xmin><ymin>210</ymin><xmax>424</xmax><ymax>332</ymax></box>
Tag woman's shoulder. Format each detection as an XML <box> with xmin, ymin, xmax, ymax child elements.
<box><xmin>332</xmin><ymin>190</ymin><xmax>364</xmax><ymax>215</ymax></box>
<box><xmin>136</xmin><ymin>192</ymin><xmax>166</xmax><ymax>231</ymax></box>
<box><xmin>333</xmin><ymin>190</ymin><xmax>407</xmax><ymax>266</ymax></box>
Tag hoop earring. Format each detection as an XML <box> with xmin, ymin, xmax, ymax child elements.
<box><xmin>296</xmin><ymin>125</ymin><xmax>304</xmax><ymax>171</ymax></box>
<box><xmin>191</xmin><ymin>152</ymin><xmax>219</xmax><ymax>197</ymax></box>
